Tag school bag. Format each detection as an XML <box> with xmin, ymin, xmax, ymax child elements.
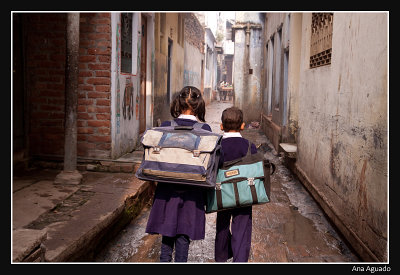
<box><xmin>135</xmin><ymin>121</ymin><xmax>222</xmax><ymax>188</ymax></box>
<box><xmin>205</xmin><ymin>142</ymin><xmax>275</xmax><ymax>213</ymax></box>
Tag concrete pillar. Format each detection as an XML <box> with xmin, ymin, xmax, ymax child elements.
<box><xmin>232</xmin><ymin>20</ymin><xmax>263</xmax><ymax>124</ymax></box>
<box><xmin>55</xmin><ymin>13</ymin><xmax>82</xmax><ymax>185</ymax></box>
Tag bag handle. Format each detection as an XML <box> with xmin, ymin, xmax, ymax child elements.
<box><xmin>264</xmin><ymin>159</ymin><xmax>276</xmax><ymax>175</ymax></box>
<box><xmin>174</xmin><ymin>126</ymin><xmax>193</xmax><ymax>130</ymax></box>
<box><xmin>170</xmin><ymin>120</ymin><xmax>204</xmax><ymax>130</ymax></box>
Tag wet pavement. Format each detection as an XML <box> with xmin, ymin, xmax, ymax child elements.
<box><xmin>94</xmin><ymin>100</ymin><xmax>360</xmax><ymax>263</ymax></box>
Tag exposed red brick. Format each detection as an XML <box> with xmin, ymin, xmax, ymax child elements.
<box><xmin>96</xmin><ymin>113</ymin><xmax>111</xmax><ymax>120</ymax></box>
<box><xmin>88</xmin><ymin>92</ymin><xmax>109</xmax><ymax>98</ymax></box>
<box><xmin>77</xmin><ymin>105</ymin><xmax>86</xmax><ymax>112</ymax></box>
<box><xmin>95</xmin><ymin>85</ymin><xmax>110</xmax><ymax>92</ymax></box>
<box><xmin>79</xmin><ymin>55</ymin><xmax>97</xmax><ymax>62</ymax></box>
<box><xmin>81</xmin><ymin>85</ymin><xmax>94</xmax><ymax>91</ymax></box>
<box><xmin>96</xmin><ymin>99</ymin><xmax>110</xmax><ymax>106</ymax></box>
<box><xmin>78</xmin><ymin>98</ymin><xmax>95</xmax><ymax>105</ymax></box>
<box><xmin>86</xmin><ymin>77</ymin><xmax>110</xmax><ymax>85</ymax></box>
<box><xmin>88</xmin><ymin>63</ymin><xmax>110</xmax><ymax>70</ymax></box>
<box><xmin>87</xmin><ymin>120</ymin><xmax>111</xmax><ymax>127</ymax></box>
<box><xmin>79</xmin><ymin>63</ymin><xmax>88</xmax><ymax>70</ymax></box>
<box><xmin>95</xmin><ymin>71</ymin><xmax>110</xmax><ymax>77</ymax></box>
<box><xmin>88</xmin><ymin>48</ymin><xmax>110</xmax><ymax>55</ymax></box>
<box><xmin>77</xmin><ymin>135</ymin><xmax>87</xmax><ymax>141</ymax></box>
<box><xmin>96</xmin><ymin>25</ymin><xmax>111</xmax><ymax>33</ymax></box>
<box><xmin>97</xmin><ymin>127</ymin><xmax>111</xmax><ymax>135</ymax></box>
<box><xmin>79</xmin><ymin>71</ymin><xmax>94</xmax><ymax>77</ymax></box>
<box><xmin>78</xmin><ymin>127</ymin><xmax>94</xmax><ymax>134</ymax></box>
<box><xmin>96</xmin><ymin>143</ymin><xmax>111</xmax><ymax>150</ymax></box>
<box><xmin>77</xmin><ymin>121</ymin><xmax>86</xmax><ymax>127</ymax></box>
<box><xmin>80</xmin><ymin>24</ymin><xmax>96</xmax><ymax>33</ymax></box>
<box><xmin>77</xmin><ymin>112</ymin><xmax>94</xmax><ymax>120</ymax></box>
<box><xmin>88</xmin><ymin>106</ymin><xmax>110</xmax><ymax>113</ymax></box>
<box><xmin>26</xmin><ymin>13</ymin><xmax>112</xmax><ymax>160</ymax></box>
<box><xmin>87</xmin><ymin>135</ymin><xmax>111</xmax><ymax>143</ymax></box>
<box><xmin>97</xmin><ymin>40</ymin><xmax>111</xmax><ymax>47</ymax></box>
<box><xmin>87</xmin><ymin>33</ymin><xmax>110</xmax><ymax>41</ymax></box>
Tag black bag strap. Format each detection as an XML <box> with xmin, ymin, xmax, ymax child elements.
<box><xmin>215</xmin><ymin>181</ymin><xmax>241</xmax><ymax>210</ymax></box>
<box><xmin>221</xmin><ymin>140</ymin><xmax>254</xmax><ymax>168</ymax></box>
<box><xmin>264</xmin><ymin>159</ymin><xmax>276</xmax><ymax>175</ymax></box>
<box><xmin>246</xmin><ymin>140</ymin><xmax>253</xmax><ymax>156</ymax></box>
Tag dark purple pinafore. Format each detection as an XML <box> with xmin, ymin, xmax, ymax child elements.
<box><xmin>145</xmin><ymin>118</ymin><xmax>212</xmax><ymax>241</ymax></box>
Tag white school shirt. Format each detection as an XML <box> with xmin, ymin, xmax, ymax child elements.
<box><xmin>222</xmin><ymin>132</ymin><xmax>242</xmax><ymax>139</ymax></box>
<box><xmin>177</xmin><ymin>114</ymin><xmax>198</xmax><ymax>121</ymax></box>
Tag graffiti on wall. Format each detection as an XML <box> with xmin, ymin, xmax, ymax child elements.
<box><xmin>123</xmin><ymin>78</ymin><xmax>135</xmax><ymax>120</ymax></box>
<box><xmin>136</xmin><ymin>40</ymin><xmax>141</xmax><ymax>120</ymax></box>
<box><xmin>116</xmin><ymin>77</ymin><xmax>121</xmax><ymax>134</ymax></box>
<box><xmin>116</xmin><ymin>18</ymin><xmax>121</xmax><ymax>73</ymax></box>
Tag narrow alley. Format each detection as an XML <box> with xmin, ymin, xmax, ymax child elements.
<box><xmin>12</xmin><ymin>12</ymin><xmax>388</xmax><ymax>265</ymax></box>
<box><xmin>94</xmin><ymin>100</ymin><xmax>360</xmax><ymax>263</ymax></box>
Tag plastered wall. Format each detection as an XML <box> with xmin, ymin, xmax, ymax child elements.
<box><xmin>110</xmin><ymin>13</ymin><xmax>155</xmax><ymax>158</ymax></box>
<box><xmin>296</xmin><ymin>13</ymin><xmax>388</xmax><ymax>261</ymax></box>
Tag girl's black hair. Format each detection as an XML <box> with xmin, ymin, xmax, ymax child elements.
<box><xmin>170</xmin><ymin>86</ymin><xmax>206</xmax><ymax>122</ymax></box>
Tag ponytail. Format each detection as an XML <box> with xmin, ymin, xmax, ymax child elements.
<box><xmin>170</xmin><ymin>86</ymin><xmax>206</xmax><ymax>122</ymax></box>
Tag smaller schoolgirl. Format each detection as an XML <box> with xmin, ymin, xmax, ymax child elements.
<box><xmin>145</xmin><ymin>86</ymin><xmax>213</xmax><ymax>262</ymax></box>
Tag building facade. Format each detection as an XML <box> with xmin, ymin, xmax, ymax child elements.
<box><xmin>203</xmin><ymin>28</ymin><xmax>218</xmax><ymax>104</ymax></box>
<box><xmin>183</xmin><ymin>13</ymin><xmax>205</xmax><ymax>92</ymax></box>
<box><xmin>13</xmin><ymin>12</ymin><xmax>213</xmax><ymax>164</ymax></box>
<box><xmin>260</xmin><ymin>12</ymin><xmax>388</xmax><ymax>262</ymax></box>
<box><xmin>110</xmin><ymin>13</ymin><xmax>155</xmax><ymax>158</ymax></box>
<box><xmin>152</xmin><ymin>13</ymin><xmax>186</xmax><ymax>126</ymax></box>
<box><xmin>13</xmin><ymin>12</ymin><xmax>192</xmax><ymax>165</ymax></box>
<box><xmin>231</xmin><ymin>12</ymin><xmax>265</xmax><ymax>123</ymax></box>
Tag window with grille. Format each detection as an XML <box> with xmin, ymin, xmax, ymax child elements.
<box><xmin>160</xmin><ymin>13</ymin><xmax>166</xmax><ymax>54</ymax></box>
<box><xmin>310</xmin><ymin>13</ymin><xmax>333</xmax><ymax>69</ymax></box>
<box><xmin>121</xmin><ymin>13</ymin><xmax>133</xmax><ymax>73</ymax></box>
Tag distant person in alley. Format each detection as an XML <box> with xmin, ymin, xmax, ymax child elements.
<box><xmin>218</xmin><ymin>81</ymin><xmax>227</xmax><ymax>102</ymax></box>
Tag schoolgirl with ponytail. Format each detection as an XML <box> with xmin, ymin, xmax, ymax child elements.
<box><xmin>145</xmin><ymin>86</ymin><xmax>212</xmax><ymax>262</ymax></box>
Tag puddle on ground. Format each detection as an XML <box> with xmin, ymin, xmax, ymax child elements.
<box><xmin>283</xmin><ymin>206</ymin><xmax>319</xmax><ymax>246</ymax></box>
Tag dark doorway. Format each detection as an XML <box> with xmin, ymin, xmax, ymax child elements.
<box><xmin>167</xmin><ymin>38</ymin><xmax>172</xmax><ymax>102</ymax></box>
<box><xmin>13</xmin><ymin>13</ymin><xmax>26</xmax><ymax>156</ymax></box>
<box><xmin>200</xmin><ymin>59</ymin><xmax>204</xmax><ymax>94</ymax></box>
<box><xmin>139</xmin><ymin>15</ymin><xmax>147</xmax><ymax>134</ymax></box>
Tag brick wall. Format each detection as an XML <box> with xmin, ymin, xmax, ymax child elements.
<box><xmin>25</xmin><ymin>13</ymin><xmax>112</xmax><ymax>160</ymax></box>
<box><xmin>77</xmin><ymin>13</ymin><xmax>112</xmax><ymax>159</ymax></box>
<box><xmin>26</xmin><ymin>13</ymin><xmax>67</xmax><ymax>157</ymax></box>
<box><xmin>184</xmin><ymin>13</ymin><xmax>204</xmax><ymax>53</ymax></box>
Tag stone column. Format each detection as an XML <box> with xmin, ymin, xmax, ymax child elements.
<box><xmin>55</xmin><ymin>13</ymin><xmax>82</xmax><ymax>185</ymax></box>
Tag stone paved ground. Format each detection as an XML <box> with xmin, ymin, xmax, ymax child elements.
<box><xmin>94</xmin><ymin>100</ymin><xmax>360</xmax><ymax>263</ymax></box>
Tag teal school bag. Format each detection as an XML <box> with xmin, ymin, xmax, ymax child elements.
<box><xmin>205</xmin><ymin>143</ymin><xmax>275</xmax><ymax>213</ymax></box>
